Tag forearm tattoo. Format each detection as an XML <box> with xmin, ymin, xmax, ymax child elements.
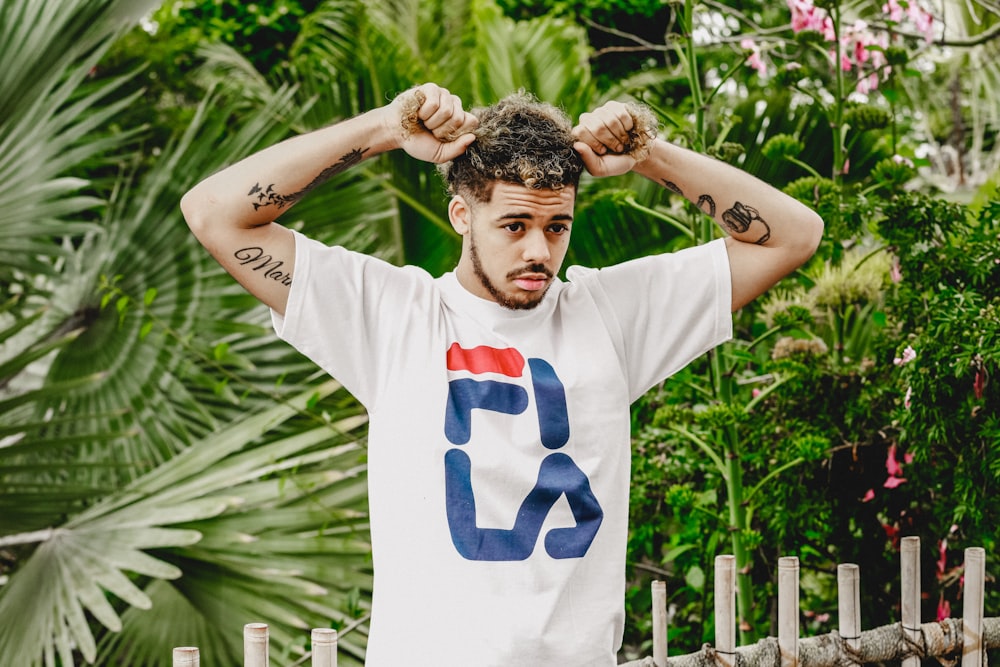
<box><xmin>696</xmin><ymin>194</ymin><xmax>717</xmax><ymax>217</ymax></box>
<box><xmin>247</xmin><ymin>147</ymin><xmax>368</xmax><ymax>212</ymax></box>
<box><xmin>235</xmin><ymin>246</ymin><xmax>292</xmax><ymax>287</ymax></box>
<box><xmin>722</xmin><ymin>201</ymin><xmax>771</xmax><ymax>245</ymax></box>
<box><xmin>662</xmin><ymin>179</ymin><xmax>684</xmax><ymax>197</ymax></box>
<box><xmin>660</xmin><ymin>179</ymin><xmax>772</xmax><ymax>245</ymax></box>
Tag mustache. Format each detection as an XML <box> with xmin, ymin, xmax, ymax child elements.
<box><xmin>507</xmin><ymin>264</ymin><xmax>554</xmax><ymax>281</ymax></box>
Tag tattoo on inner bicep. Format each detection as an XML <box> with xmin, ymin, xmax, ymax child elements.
<box><xmin>722</xmin><ymin>201</ymin><xmax>772</xmax><ymax>245</ymax></box>
<box><xmin>234</xmin><ymin>246</ymin><xmax>293</xmax><ymax>287</ymax></box>
<box><xmin>247</xmin><ymin>147</ymin><xmax>369</xmax><ymax>212</ymax></box>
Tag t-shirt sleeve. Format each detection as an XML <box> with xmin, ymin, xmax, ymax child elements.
<box><xmin>270</xmin><ymin>230</ymin><xmax>434</xmax><ymax>408</ymax></box>
<box><xmin>570</xmin><ymin>238</ymin><xmax>733</xmax><ymax>403</ymax></box>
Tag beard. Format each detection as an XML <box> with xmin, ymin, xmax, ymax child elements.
<box><xmin>469</xmin><ymin>233</ymin><xmax>553</xmax><ymax>311</ymax></box>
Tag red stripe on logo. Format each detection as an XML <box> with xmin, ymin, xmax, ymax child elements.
<box><xmin>447</xmin><ymin>343</ymin><xmax>525</xmax><ymax>376</ymax></box>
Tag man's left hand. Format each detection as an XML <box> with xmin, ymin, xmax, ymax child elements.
<box><xmin>572</xmin><ymin>101</ymin><xmax>643</xmax><ymax>178</ymax></box>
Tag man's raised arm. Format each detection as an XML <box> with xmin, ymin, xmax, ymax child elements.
<box><xmin>180</xmin><ymin>84</ymin><xmax>478</xmax><ymax>315</ymax></box>
<box><xmin>572</xmin><ymin>101</ymin><xmax>823</xmax><ymax>312</ymax></box>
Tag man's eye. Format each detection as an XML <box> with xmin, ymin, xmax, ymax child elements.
<box><xmin>504</xmin><ymin>222</ymin><xmax>525</xmax><ymax>232</ymax></box>
<box><xmin>548</xmin><ymin>224</ymin><xmax>569</xmax><ymax>234</ymax></box>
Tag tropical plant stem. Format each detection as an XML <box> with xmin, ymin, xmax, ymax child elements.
<box><xmin>681</xmin><ymin>0</ymin><xmax>756</xmax><ymax>636</ymax></box>
<box><xmin>832</xmin><ymin>1</ymin><xmax>846</xmax><ymax>185</ymax></box>
<box><xmin>624</xmin><ymin>196</ymin><xmax>695</xmax><ymax>240</ymax></box>
<box><xmin>371</xmin><ymin>168</ymin><xmax>453</xmax><ymax>235</ymax></box>
<box><xmin>683</xmin><ymin>0</ymin><xmax>706</xmax><ymax>148</ymax></box>
<box><xmin>718</xmin><ymin>366</ymin><xmax>753</xmax><ymax>644</ymax></box>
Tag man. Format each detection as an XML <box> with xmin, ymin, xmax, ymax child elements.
<box><xmin>182</xmin><ymin>83</ymin><xmax>822</xmax><ymax>665</ymax></box>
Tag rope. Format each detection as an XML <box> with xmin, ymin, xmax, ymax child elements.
<box><xmin>656</xmin><ymin>617</ymin><xmax>999</xmax><ymax>667</ymax></box>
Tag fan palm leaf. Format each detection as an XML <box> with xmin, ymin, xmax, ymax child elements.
<box><xmin>0</xmin><ymin>380</ymin><xmax>371</xmax><ymax>666</ymax></box>
<box><xmin>2</xmin><ymin>1</ymin><xmax>376</xmax><ymax>664</ymax></box>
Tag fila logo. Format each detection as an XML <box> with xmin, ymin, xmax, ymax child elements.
<box><xmin>443</xmin><ymin>343</ymin><xmax>603</xmax><ymax>561</ymax></box>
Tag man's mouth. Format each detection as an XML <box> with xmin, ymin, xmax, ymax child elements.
<box><xmin>509</xmin><ymin>268</ymin><xmax>553</xmax><ymax>292</ymax></box>
<box><xmin>513</xmin><ymin>277</ymin><xmax>548</xmax><ymax>291</ymax></box>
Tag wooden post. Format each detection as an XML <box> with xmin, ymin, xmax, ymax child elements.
<box><xmin>244</xmin><ymin>622</ymin><xmax>269</xmax><ymax>667</ymax></box>
<box><xmin>901</xmin><ymin>536</ymin><xmax>920</xmax><ymax>667</ymax></box>
<box><xmin>778</xmin><ymin>556</ymin><xmax>800</xmax><ymax>667</ymax></box>
<box><xmin>837</xmin><ymin>563</ymin><xmax>861</xmax><ymax>655</ymax></box>
<box><xmin>172</xmin><ymin>647</ymin><xmax>199</xmax><ymax>667</ymax></box>
<box><xmin>652</xmin><ymin>580</ymin><xmax>668</xmax><ymax>667</ymax></box>
<box><xmin>715</xmin><ymin>555</ymin><xmax>737</xmax><ymax>667</ymax></box>
<box><xmin>962</xmin><ymin>547</ymin><xmax>986</xmax><ymax>667</ymax></box>
<box><xmin>311</xmin><ymin>628</ymin><xmax>338</xmax><ymax>667</ymax></box>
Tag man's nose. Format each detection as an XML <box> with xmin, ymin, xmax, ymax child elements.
<box><xmin>521</xmin><ymin>230</ymin><xmax>551</xmax><ymax>263</ymax></box>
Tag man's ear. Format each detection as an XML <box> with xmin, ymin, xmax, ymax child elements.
<box><xmin>448</xmin><ymin>196</ymin><xmax>472</xmax><ymax>235</ymax></box>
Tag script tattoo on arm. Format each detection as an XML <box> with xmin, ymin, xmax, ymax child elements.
<box><xmin>234</xmin><ymin>246</ymin><xmax>293</xmax><ymax>287</ymax></box>
<box><xmin>247</xmin><ymin>147</ymin><xmax>368</xmax><ymax>212</ymax></box>
<box><xmin>721</xmin><ymin>201</ymin><xmax>772</xmax><ymax>245</ymax></box>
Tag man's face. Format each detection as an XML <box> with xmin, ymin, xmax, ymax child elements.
<box><xmin>452</xmin><ymin>182</ymin><xmax>575</xmax><ymax>310</ymax></box>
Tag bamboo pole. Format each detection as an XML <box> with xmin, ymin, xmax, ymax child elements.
<box><xmin>244</xmin><ymin>622</ymin><xmax>269</xmax><ymax>667</ymax></box>
<box><xmin>778</xmin><ymin>557</ymin><xmax>799</xmax><ymax>667</ymax></box>
<box><xmin>715</xmin><ymin>555</ymin><xmax>737</xmax><ymax>667</ymax></box>
<box><xmin>311</xmin><ymin>628</ymin><xmax>338</xmax><ymax>667</ymax></box>
<box><xmin>900</xmin><ymin>536</ymin><xmax>920</xmax><ymax>667</ymax></box>
<box><xmin>652</xmin><ymin>580</ymin><xmax>668</xmax><ymax>667</ymax></box>
<box><xmin>962</xmin><ymin>547</ymin><xmax>986</xmax><ymax>667</ymax></box>
<box><xmin>172</xmin><ymin>647</ymin><xmax>199</xmax><ymax>667</ymax></box>
<box><xmin>837</xmin><ymin>564</ymin><xmax>861</xmax><ymax>657</ymax></box>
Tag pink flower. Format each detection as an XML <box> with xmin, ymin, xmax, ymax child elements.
<box><xmin>884</xmin><ymin>0</ymin><xmax>936</xmax><ymax>42</ymax></box>
<box><xmin>862</xmin><ymin>488</ymin><xmax>876</xmax><ymax>502</ymax></box>
<box><xmin>886</xmin><ymin>443</ymin><xmax>904</xmax><ymax>476</ymax></box>
<box><xmin>890</xmin><ymin>256</ymin><xmax>903</xmax><ymax>283</ymax></box>
<box><xmin>821</xmin><ymin>18</ymin><xmax>836</xmax><ymax>41</ymax></box>
<box><xmin>884</xmin><ymin>475</ymin><xmax>907</xmax><ymax>488</ymax></box>
<box><xmin>974</xmin><ymin>367</ymin><xmax>986</xmax><ymax>400</ymax></box>
<box><xmin>741</xmin><ymin>38</ymin><xmax>768</xmax><ymax>75</ymax></box>
<box><xmin>909</xmin><ymin>4</ymin><xmax>935</xmax><ymax>43</ymax></box>
<box><xmin>840</xmin><ymin>50</ymin><xmax>853</xmax><ymax>71</ymax></box>
<box><xmin>937</xmin><ymin>593</ymin><xmax>951</xmax><ymax>621</ymax></box>
<box><xmin>882</xmin><ymin>522</ymin><xmax>900</xmax><ymax>548</ymax></box>
<box><xmin>904</xmin><ymin>386</ymin><xmax>912</xmax><ymax>410</ymax></box>
<box><xmin>788</xmin><ymin>0</ymin><xmax>824</xmax><ymax>33</ymax></box>
<box><xmin>937</xmin><ymin>537</ymin><xmax>948</xmax><ymax>575</ymax></box>
<box><xmin>894</xmin><ymin>345</ymin><xmax>916</xmax><ymax>365</ymax></box>
<box><xmin>884</xmin><ymin>443</ymin><xmax>908</xmax><ymax>488</ymax></box>
<box><xmin>883</xmin><ymin>0</ymin><xmax>905</xmax><ymax>22</ymax></box>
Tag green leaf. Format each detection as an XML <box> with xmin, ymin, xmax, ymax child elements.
<box><xmin>684</xmin><ymin>565</ymin><xmax>706</xmax><ymax>591</ymax></box>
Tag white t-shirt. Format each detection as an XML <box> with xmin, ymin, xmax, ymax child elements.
<box><xmin>272</xmin><ymin>230</ymin><xmax>732</xmax><ymax>666</ymax></box>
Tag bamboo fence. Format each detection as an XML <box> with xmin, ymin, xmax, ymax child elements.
<box><xmin>172</xmin><ymin>538</ymin><xmax>995</xmax><ymax>667</ymax></box>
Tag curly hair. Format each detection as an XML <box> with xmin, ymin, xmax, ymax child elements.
<box><xmin>437</xmin><ymin>91</ymin><xmax>585</xmax><ymax>203</ymax></box>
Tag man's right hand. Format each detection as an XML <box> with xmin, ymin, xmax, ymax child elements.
<box><xmin>388</xmin><ymin>83</ymin><xmax>479</xmax><ymax>164</ymax></box>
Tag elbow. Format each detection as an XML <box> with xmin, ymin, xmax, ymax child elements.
<box><xmin>793</xmin><ymin>209</ymin><xmax>824</xmax><ymax>266</ymax></box>
<box><xmin>806</xmin><ymin>210</ymin><xmax>825</xmax><ymax>252</ymax></box>
<box><xmin>179</xmin><ymin>188</ymin><xmax>203</xmax><ymax>233</ymax></box>
<box><xmin>179</xmin><ymin>187</ymin><xmax>217</xmax><ymax>242</ymax></box>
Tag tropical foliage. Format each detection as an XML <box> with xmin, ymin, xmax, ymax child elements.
<box><xmin>0</xmin><ymin>0</ymin><xmax>997</xmax><ymax>664</ymax></box>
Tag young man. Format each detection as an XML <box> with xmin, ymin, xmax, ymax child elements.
<box><xmin>182</xmin><ymin>83</ymin><xmax>823</xmax><ymax>666</ymax></box>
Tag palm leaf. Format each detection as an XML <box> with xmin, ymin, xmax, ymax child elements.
<box><xmin>0</xmin><ymin>380</ymin><xmax>371</xmax><ymax>666</ymax></box>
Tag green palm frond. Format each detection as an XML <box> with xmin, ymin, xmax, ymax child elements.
<box><xmin>466</xmin><ymin>0</ymin><xmax>595</xmax><ymax>114</ymax></box>
<box><xmin>0</xmin><ymin>0</ymin><xmax>156</xmax><ymax>296</ymax></box>
<box><xmin>0</xmin><ymin>380</ymin><xmax>371</xmax><ymax>666</ymax></box>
